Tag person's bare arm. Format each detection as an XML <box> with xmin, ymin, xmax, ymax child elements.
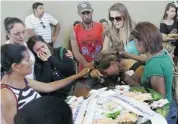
<box><xmin>150</xmin><ymin>76</ymin><xmax>166</xmax><ymax>98</ymax></box>
<box><xmin>51</xmin><ymin>23</ymin><xmax>60</xmax><ymax>43</ymax></box>
<box><xmin>70</xmin><ymin>28</ymin><xmax>89</xmax><ymax>66</ymax></box>
<box><xmin>102</xmin><ymin>36</ymin><xmax>110</xmax><ymax>51</ymax></box>
<box><xmin>124</xmin><ymin>73</ymin><xmax>141</xmax><ymax>86</ymax></box>
<box><xmin>162</xmin><ymin>33</ymin><xmax>178</xmax><ymax>42</ymax></box>
<box><xmin>1</xmin><ymin>89</ymin><xmax>17</xmax><ymax>124</ymax></box>
<box><xmin>27</xmin><ymin>68</ymin><xmax>89</xmax><ymax>93</ymax></box>
<box><xmin>120</xmin><ymin>51</ymin><xmax>147</xmax><ymax>63</ymax></box>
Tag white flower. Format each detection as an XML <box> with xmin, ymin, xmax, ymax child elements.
<box><xmin>115</xmin><ymin>85</ymin><xmax>130</xmax><ymax>94</ymax></box>
<box><xmin>150</xmin><ymin>99</ymin><xmax>169</xmax><ymax>109</ymax></box>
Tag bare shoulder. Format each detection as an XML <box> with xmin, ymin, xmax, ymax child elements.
<box><xmin>1</xmin><ymin>88</ymin><xmax>17</xmax><ymax>107</ymax></box>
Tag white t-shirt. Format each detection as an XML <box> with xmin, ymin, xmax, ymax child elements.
<box><xmin>25</xmin><ymin>13</ymin><xmax>58</xmax><ymax>43</ymax></box>
<box><xmin>5</xmin><ymin>40</ymin><xmax>35</xmax><ymax>79</ymax></box>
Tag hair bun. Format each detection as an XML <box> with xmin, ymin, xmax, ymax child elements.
<box><xmin>4</xmin><ymin>17</ymin><xmax>12</xmax><ymax>25</ymax></box>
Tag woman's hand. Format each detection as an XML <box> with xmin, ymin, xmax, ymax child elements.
<box><xmin>119</xmin><ymin>51</ymin><xmax>128</xmax><ymax>57</ymax></box>
<box><xmin>78</xmin><ymin>68</ymin><xmax>91</xmax><ymax>78</ymax></box>
<box><xmin>43</xmin><ymin>47</ymin><xmax>52</xmax><ymax>59</ymax></box>
<box><xmin>123</xmin><ymin>73</ymin><xmax>140</xmax><ymax>86</ymax></box>
<box><xmin>90</xmin><ymin>69</ymin><xmax>103</xmax><ymax>79</ymax></box>
<box><xmin>65</xmin><ymin>50</ymin><xmax>73</xmax><ymax>59</ymax></box>
<box><xmin>37</xmin><ymin>49</ymin><xmax>51</xmax><ymax>61</ymax></box>
<box><xmin>37</xmin><ymin>51</ymin><xmax>48</xmax><ymax>61</ymax></box>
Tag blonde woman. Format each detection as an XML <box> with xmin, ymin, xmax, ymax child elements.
<box><xmin>102</xmin><ymin>3</ymin><xmax>138</xmax><ymax>55</ymax></box>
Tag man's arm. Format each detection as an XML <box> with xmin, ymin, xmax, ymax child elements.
<box><xmin>51</xmin><ymin>23</ymin><xmax>60</xmax><ymax>43</ymax></box>
<box><xmin>70</xmin><ymin>28</ymin><xmax>89</xmax><ymax>66</ymax></box>
<box><xmin>48</xmin><ymin>14</ymin><xmax>60</xmax><ymax>43</ymax></box>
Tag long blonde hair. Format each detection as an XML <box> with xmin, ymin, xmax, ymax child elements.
<box><xmin>108</xmin><ymin>3</ymin><xmax>134</xmax><ymax>48</ymax></box>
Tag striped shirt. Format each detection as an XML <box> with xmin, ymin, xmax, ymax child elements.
<box><xmin>1</xmin><ymin>79</ymin><xmax>41</xmax><ymax>110</ymax></box>
<box><xmin>25</xmin><ymin>13</ymin><xmax>58</xmax><ymax>43</ymax></box>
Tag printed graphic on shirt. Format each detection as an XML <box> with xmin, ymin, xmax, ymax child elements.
<box><xmin>170</xmin><ymin>28</ymin><xmax>177</xmax><ymax>43</ymax></box>
<box><xmin>96</xmin><ymin>45</ymin><xmax>102</xmax><ymax>52</ymax></box>
<box><xmin>82</xmin><ymin>46</ymin><xmax>89</xmax><ymax>55</ymax></box>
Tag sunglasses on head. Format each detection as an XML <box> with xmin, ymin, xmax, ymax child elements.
<box><xmin>109</xmin><ymin>16</ymin><xmax>123</xmax><ymax>22</ymax></box>
<box><xmin>40</xmin><ymin>22</ymin><xmax>45</xmax><ymax>28</ymax></box>
<box><xmin>81</xmin><ymin>11</ymin><xmax>91</xmax><ymax>15</ymax></box>
<box><xmin>93</xmin><ymin>60</ymin><xmax>110</xmax><ymax>70</ymax></box>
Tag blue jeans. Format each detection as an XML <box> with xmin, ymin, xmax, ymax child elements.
<box><xmin>166</xmin><ymin>101</ymin><xmax>178</xmax><ymax>124</ymax></box>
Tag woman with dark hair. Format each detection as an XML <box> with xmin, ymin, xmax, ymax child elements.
<box><xmin>14</xmin><ymin>96</ymin><xmax>73</xmax><ymax>124</ymax></box>
<box><xmin>92</xmin><ymin>22</ymin><xmax>177</xmax><ymax>124</ymax></box>
<box><xmin>27</xmin><ymin>35</ymin><xmax>76</xmax><ymax>99</ymax></box>
<box><xmin>4</xmin><ymin>17</ymin><xmax>35</xmax><ymax>79</ymax></box>
<box><xmin>160</xmin><ymin>3</ymin><xmax>178</xmax><ymax>66</ymax></box>
<box><xmin>1</xmin><ymin>44</ymin><xmax>89</xmax><ymax>124</ymax></box>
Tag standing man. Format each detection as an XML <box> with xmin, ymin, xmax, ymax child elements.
<box><xmin>70</xmin><ymin>1</ymin><xmax>103</xmax><ymax>71</ymax></box>
<box><xmin>25</xmin><ymin>2</ymin><xmax>60</xmax><ymax>47</ymax></box>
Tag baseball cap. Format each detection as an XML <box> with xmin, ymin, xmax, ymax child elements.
<box><xmin>77</xmin><ymin>1</ymin><xmax>93</xmax><ymax>14</ymax></box>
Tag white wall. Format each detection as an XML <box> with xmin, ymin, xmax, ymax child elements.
<box><xmin>1</xmin><ymin>1</ymin><xmax>169</xmax><ymax>47</ymax></box>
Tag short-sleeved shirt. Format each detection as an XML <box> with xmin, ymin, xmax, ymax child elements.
<box><xmin>25</xmin><ymin>13</ymin><xmax>58</xmax><ymax>43</ymax></box>
<box><xmin>160</xmin><ymin>21</ymin><xmax>178</xmax><ymax>43</ymax></box>
<box><xmin>160</xmin><ymin>21</ymin><xmax>178</xmax><ymax>35</ymax></box>
<box><xmin>70</xmin><ymin>22</ymin><xmax>103</xmax><ymax>70</ymax></box>
<box><xmin>141</xmin><ymin>50</ymin><xmax>173</xmax><ymax>102</ymax></box>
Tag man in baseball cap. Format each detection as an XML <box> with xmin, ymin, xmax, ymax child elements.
<box><xmin>70</xmin><ymin>1</ymin><xmax>104</xmax><ymax>89</ymax></box>
<box><xmin>77</xmin><ymin>1</ymin><xmax>93</xmax><ymax>24</ymax></box>
<box><xmin>77</xmin><ymin>1</ymin><xmax>93</xmax><ymax>13</ymax></box>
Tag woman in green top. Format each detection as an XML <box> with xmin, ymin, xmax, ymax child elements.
<box><xmin>91</xmin><ymin>22</ymin><xmax>177</xmax><ymax>124</ymax></box>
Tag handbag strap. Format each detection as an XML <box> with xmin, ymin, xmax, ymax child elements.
<box><xmin>57</xmin><ymin>47</ymin><xmax>65</xmax><ymax>61</ymax></box>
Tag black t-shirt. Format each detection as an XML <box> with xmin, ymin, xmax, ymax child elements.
<box><xmin>160</xmin><ymin>21</ymin><xmax>178</xmax><ymax>34</ymax></box>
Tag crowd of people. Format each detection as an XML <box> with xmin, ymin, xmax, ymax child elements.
<box><xmin>1</xmin><ymin>1</ymin><xmax>178</xmax><ymax>124</ymax></box>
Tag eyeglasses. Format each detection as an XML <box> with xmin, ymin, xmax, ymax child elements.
<box><xmin>109</xmin><ymin>16</ymin><xmax>123</xmax><ymax>22</ymax></box>
<box><xmin>40</xmin><ymin>22</ymin><xmax>45</xmax><ymax>28</ymax></box>
<box><xmin>81</xmin><ymin>11</ymin><xmax>91</xmax><ymax>15</ymax></box>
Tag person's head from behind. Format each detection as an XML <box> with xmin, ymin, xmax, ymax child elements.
<box><xmin>130</xmin><ymin>22</ymin><xmax>163</xmax><ymax>55</ymax></box>
<box><xmin>4</xmin><ymin>17</ymin><xmax>25</xmax><ymax>45</ymax></box>
<box><xmin>27</xmin><ymin>35</ymin><xmax>51</xmax><ymax>58</ymax></box>
<box><xmin>77</xmin><ymin>1</ymin><xmax>93</xmax><ymax>24</ymax></box>
<box><xmin>109</xmin><ymin>3</ymin><xmax>133</xmax><ymax>30</ymax></box>
<box><xmin>14</xmin><ymin>96</ymin><xmax>73</xmax><ymax>124</ymax></box>
<box><xmin>1</xmin><ymin>44</ymin><xmax>33</xmax><ymax>77</ymax></box>
<box><xmin>73</xmin><ymin>21</ymin><xmax>81</xmax><ymax>26</ymax></box>
<box><xmin>163</xmin><ymin>3</ymin><xmax>177</xmax><ymax>21</ymax></box>
<box><xmin>99</xmin><ymin>19</ymin><xmax>109</xmax><ymax>31</ymax></box>
<box><xmin>94</xmin><ymin>51</ymin><xmax>122</xmax><ymax>76</ymax></box>
<box><xmin>32</xmin><ymin>2</ymin><xmax>44</xmax><ymax>17</ymax></box>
